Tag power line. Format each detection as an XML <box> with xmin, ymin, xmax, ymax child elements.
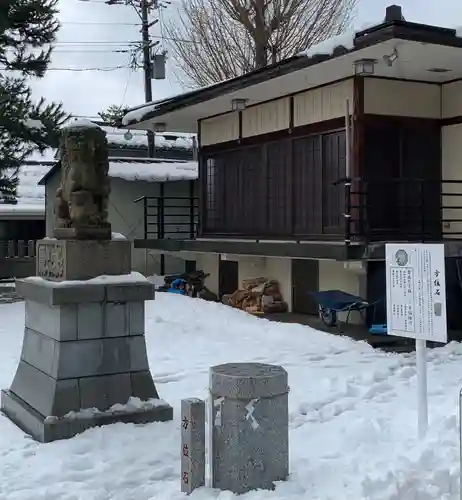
<box><xmin>53</xmin><ymin>49</ymin><xmax>131</xmax><ymax>53</ymax></box>
<box><xmin>60</xmin><ymin>21</ymin><xmax>142</xmax><ymax>26</ymax></box>
<box><xmin>47</xmin><ymin>65</ymin><xmax>129</xmax><ymax>71</ymax></box>
<box><xmin>0</xmin><ymin>65</ymin><xmax>129</xmax><ymax>72</ymax></box>
<box><xmin>54</xmin><ymin>40</ymin><xmax>140</xmax><ymax>44</ymax></box>
<box><xmin>53</xmin><ymin>34</ymin><xmax>194</xmax><ymax>44</ymax></box>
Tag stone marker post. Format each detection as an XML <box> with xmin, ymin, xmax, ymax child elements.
<box><xmin>210</xmin><ymin>362</ymin><xmax>289</xmax><ymax>494</ymax></box>
<box><xmin>0</xmin><ymin>120</ymin><xmax>173</xmax><ymax>442</ymax></box>
<box><xmin>181</xmin><ymin>398</ymin><xmax>206</xmax><ymax>494</ymax></box>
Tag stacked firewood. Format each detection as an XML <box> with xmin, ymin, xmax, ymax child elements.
<box><xmin>223</xmin><ymin>277</ymin><xmax>288</xmax><ymax>315</ymax></box>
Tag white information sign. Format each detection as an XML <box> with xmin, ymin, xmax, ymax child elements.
<box><xmin>385</xmin><ymin>243</ymin><xmax>447</xmax><ymax>344</ymax></box>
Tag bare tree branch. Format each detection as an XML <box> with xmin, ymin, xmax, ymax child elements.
<box><xmin>165</xmin><ymin>0</ymin><xmax>357</xmax><ymax>87</ymax></box>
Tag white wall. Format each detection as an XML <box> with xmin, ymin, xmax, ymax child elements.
<box><xmin>195</xmin><ymin>253</ymin><xmax>219</xmax><ymax>294</ymax></box>
<box><xmin>441</xmin><ymin>124</ymin><xmax>462</xmax><ymax>238</ymax></box>
<box><xmin>200</xmin><ymin>78</ymin><xmax>354</xmax><ymax>145</ymax></box>
<box><xmin>363</xmin><ymin>78</ymin><xmax>441</xmax><ymax>118</ymax></box>
<box><xmin>442</xmin><ymin>80</ymin><xmax>462</xmax><ymax>118</ymax></box>
<box><xmin>44</xmin><ymin>172</ymin><xmax>196</xmax><ymax>276</ymax></box>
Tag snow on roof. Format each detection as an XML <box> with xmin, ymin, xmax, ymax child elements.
<box><xmin>101</xmin><ymin>125</ymin><xmax>194</xmax><ymax>150</ymax></box>
<box><xmin>301</xmin><ymin>31</ymin><xmax>356</xmax><ymax>57</ymax></box>
<box><xmin>63</xmin><ymin>118</ymin><xmax>101</xmax><ymax>130</ymax></box>
<box><xmin>300</xmin><ymin>21</ymin><xmax>381</xmax><ymax>58</ymax></box>
<box><xmin>109</xmin><ymin>159</ymin><xmax>197</xmax><ymax>182</ymax></box>
<box><xmin>122</xmin><ymin>79</ymin><xmax>229</xmax><ymax>126</ymax></box>
<box><xmin>0</xmin><ymin>161</ymin><xmax>52</xmax><ymax>216</ymax></box>
<box><xmin>29</xmin><ymin>149</ymin><xmax>57</xmax><ymax>162</ymax></box>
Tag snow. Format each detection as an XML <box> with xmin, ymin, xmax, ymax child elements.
<box><xmin>301</xmin><ymin>30</ymin><xmax>356</xmax><ymax>57</ymax></box>
<box><xmin>46</xmin><ymin>397</ymin><xmax>169</xmax><ymax>423</ymax></box>
<box><xmin>0</xmin><ymin>294</ymin><xmax>461</xmax><ymax>498</ymax></box>
<box><xmin>24</xmin><ymin>271</ymin><xmax>149</xmax><ymax>287</ymax></box>
<box><xmin>122</xmin><ymin>79</ymin><xmax>229</xmax><ymax>126</ymax></box>
<box><xmin>22</xmin><ymin>119</ymin><xmax>44</xmax><ymax>130</ymax></box>
<box><xmin>148</xmin><ymin>274</ymin><xmax>167</xmax><ymax>289</ymax></box>
<box><xmin>0</xmin><ymin>161</ymin><xmax>51</xmax><ymax>216</ymax></box>
<box><xmin>63</xmin><ymin>118</ymin><xmax>101</xmax><ymax>129</ymax></box>
<box><xmin>122</xmin><ymin>97</ymin><xmax>174</xmax><ymax>126</ymax></box>
<box><xmin>111</xmin><ymin>232</ymin><xmax>127</xmax><ymax>240</ymax></box>
<box><xmin>109</xmin><ymin>160</ymin><xmax>197</xmax><ymax>182</ymax></box>
<box><xmin>300</xmin><ymin>20</ymin><xmax>388</xmax><ymax>58</ymax></box>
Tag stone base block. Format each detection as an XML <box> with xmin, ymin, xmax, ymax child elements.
<box><xmin>36</xmin><ymin>238</ymin><xmax>131</xmax><ymax>281</ymax></box>
<box><xmin>1</xmin><ymin>389</ymin><xmax>173</xmax><ymax>443</ymax></box>
<box><xmin>16</xmin><ymin>276</ymin><xmax>154</xmax><ymax>306</ymax></box>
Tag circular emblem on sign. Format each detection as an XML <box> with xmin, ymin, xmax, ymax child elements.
<box><xmin>395</xmin><ymin>249</ymin><xmax>408</xmax><ymax>266</ymax></box>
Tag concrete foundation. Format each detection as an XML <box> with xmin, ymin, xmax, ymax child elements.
<box><xmin>2</xmin><ymin>275</ymin><xmax>173</xmax><ymax>442</ymax></box>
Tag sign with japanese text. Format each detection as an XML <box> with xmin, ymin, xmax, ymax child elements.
<box><xmin>385</xmin><ymin>243</ymin><xmax>447</xmax><ymax>343</ymax></box>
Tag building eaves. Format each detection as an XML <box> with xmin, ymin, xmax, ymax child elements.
<box><xmin>122</xmin><ymin>18</ymin><xmax>462</xmax><ymax>127</ymax></box>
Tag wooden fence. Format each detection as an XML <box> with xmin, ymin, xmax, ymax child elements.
<box><xmin>0</xmin><ymin>240</ymin><xmax>37</xmax><ymax>279</ymax></box>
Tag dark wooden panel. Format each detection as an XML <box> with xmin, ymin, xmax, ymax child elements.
<box><xmin>400</xmin><ymin>120</ymin><xmax>441</xmax><ymax>238</ymax></box>
<box><xmin>292</xmin><ymin>135</ymin><xmax>322</xmax><ymax>235</ymax></box>
<box><xmin>266</xmin><ymin>140</ymin><xmax>292</xmax><ymax>235</ymax></box>
<box><xmin>241</xmin><ymin>146</ymin><xmax>263</xmax><ymax>234</ymax></box>
<box><xmin>292</xmin><ymin>259</ymin><xmax>319</xmax><ymax>315</ymax></box>
<box><xmin>322</xmin><ymin>130</ymin><xmax>346</xmax><ymax>234</ymax></box>
<box><xmin>219</xmin><ymin>258</ymin><xmax>238</xmax><ymax>296</ymax></box>
<box><xmin>362</xmin><ymin>118</ymin><xmax>401</xmax><ymax>239</ymax></box>
<box><xmin>362</xmin><ymin>116</ymin><xmax>441</xmax><ymax>241</ymax></box>
<box><xmin>222</xmin><ymin>149</ymin><xmax>241</xmax><ymax>233</ymax></box>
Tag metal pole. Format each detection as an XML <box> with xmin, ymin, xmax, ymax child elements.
<box><xmin>344</xmin><ymin>99</ymin><xmax>352</xmax><ymax>243</ymax></box>
<box><xmin>345</xmin><ymin>99</ymin><xmax>351</xmax><ymax>178</ymax></box>
<box><xmin>459</xmin><ymin>388</ymin><xmax>462</xmax><ymax>499</ymax></box>
<box><xmin>416</xmin><ymin>338</ymin><xmax>428</xmax><ymax>439</ymax></box>
<box><xmin>141</xmin><ymin>0</ymin><xmax>155</xmax><ymax>158</ymax></box>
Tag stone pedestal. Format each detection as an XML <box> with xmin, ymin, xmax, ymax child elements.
<box><xmin>1</xmin><ymin>239</ymin><xmax>173</xmax><ymax>442</ymax></box>
<box><xmin>36</xmin><ymin>239</ymin><xmax>131</xmax><ymax>281</ymax></box>
<box><xmin>210</xmin><ymin>363</ymin><xmax>289</xmax><ymax>494</ymax></box>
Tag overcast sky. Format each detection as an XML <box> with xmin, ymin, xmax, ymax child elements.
<box><xmin>29</xmin><ymin>0</ymin><xmax>462</xmax><ymax>118</ymax></box>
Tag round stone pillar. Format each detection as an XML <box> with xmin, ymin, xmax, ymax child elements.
<box><xmin>210</xmin><ymin>362</ymin><xmax>289</xmax><ymax>494</ymax></box>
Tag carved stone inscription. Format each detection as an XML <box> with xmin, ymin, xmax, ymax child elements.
<box><xmin>37</xmin><ymin>242</ymin><xmax>65</xmax><ymax>279</ymax></box>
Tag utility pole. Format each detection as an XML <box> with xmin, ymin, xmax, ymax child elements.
<box><xmin>140</xmin><ymin>0</ymin><xmax>156</xmax><ymax>158</ymax></box>
<box><xmin>106</xmin><ymin>0</ymin><xmax>157</xmax><ymax>157</ymax></box>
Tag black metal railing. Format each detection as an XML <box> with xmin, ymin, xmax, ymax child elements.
<box><xmin>337</xmin><ymin>177</ymin><xmax>462</xmax><ymax>244</ymax></box>
<box><xmin>135</xmin><ymin>196</ymin><xmax>198</xmax><ymax>240</ymax></box>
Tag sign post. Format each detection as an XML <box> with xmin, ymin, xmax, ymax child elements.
<box><xmin>385</xmin><ymin>243</ymin><xmax>447</xmax><ymax>439</ymax></box>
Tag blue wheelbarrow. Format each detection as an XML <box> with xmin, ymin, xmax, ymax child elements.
<box><xmin>309</xmin><ymin>290</ymin><xmax>387</xmax><ymax>334</ymax></box>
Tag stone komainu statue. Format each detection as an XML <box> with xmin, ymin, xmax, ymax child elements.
<box><xmin>55</xmin><ymin>123</ymin><xmax>111</xmax><ymax>234</ymax></box>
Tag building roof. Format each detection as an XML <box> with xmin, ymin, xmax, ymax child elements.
<box><xmin>38</xmin><ymin>156</ymin><xmax>198</xmax><ymax>186</ymax></box>
<box><xmin>101</xmin><ymin>125</ymin><xmax>194</xmax><ymax>150</ymax></box>
<box><xmin>121</xmin><ymin>5</ymin><xmax>462</xmax><ymax>132</ymax></box>
<box><xmin>0</xmin><ymin>154</ymin><xmax>54</xmax><ymax>219</ymax></box>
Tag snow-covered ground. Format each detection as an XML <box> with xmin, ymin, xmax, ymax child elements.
<box><xmin>0</xmin><ymin>294</ymin><xmax>461</xmax><ymax>499</ymax></box>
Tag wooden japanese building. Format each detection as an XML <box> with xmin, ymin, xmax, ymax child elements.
<box><xmin>123</xmin><ymin>5</ymin><xmax>462</xmax><ymax>330</ymax></box>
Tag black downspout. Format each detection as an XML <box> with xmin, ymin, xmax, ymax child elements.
<box><xmin>159</xmin><ymin>184</ymin><xmax>165</xmax><ymax>275</ymax></box>
<box><xmin>189</xmin><ymin>180</ymin><xmax>195</xmax><ymax>238</ymax></box>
